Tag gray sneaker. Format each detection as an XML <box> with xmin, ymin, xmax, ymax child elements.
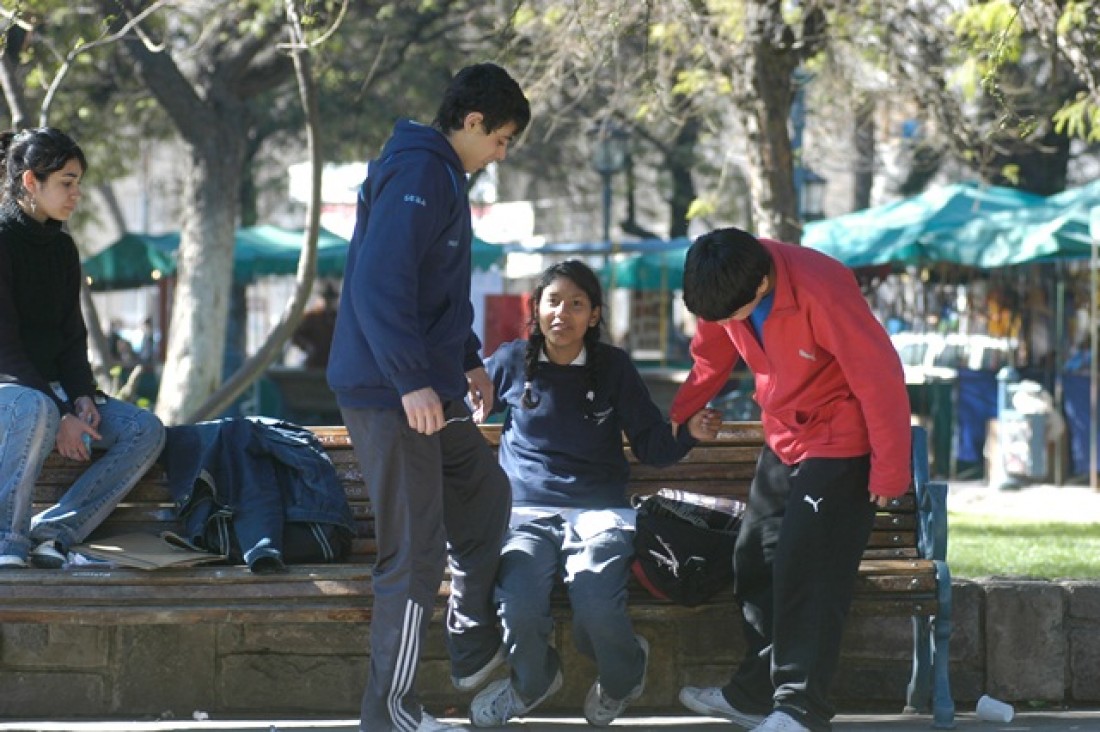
<box><xmin>0</xmin><ymin>555</ymin><xmax>27</xmax><ymax>569</ymax></box>
<box><xmin>678</xmin><ymin>686</ymin><xmax>765</xmax><ymax>729</ymax></box>
<box><xmin>417</xmin><ymin>713</ymin><xmax>469</xmax><ymax>731</ymax></box>
<box><xmin>469</xmin><ymin>669</ymin><xmax>563</xmax><ymax>727</ymax></box>
<box><xmin>583</xmin><ymin>635</ymin><xmax>650</xmax><ymax>726</ymax></box>
<box><xmin>749</xmin><ymin>711</ymin><xmax>810</xmax><ymax>732</ymax></box>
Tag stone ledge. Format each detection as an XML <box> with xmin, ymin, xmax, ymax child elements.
<box><xmin>1</xmin><ymin>579</ymin><xmax>1097</xmax><ymax>719</ymax></box>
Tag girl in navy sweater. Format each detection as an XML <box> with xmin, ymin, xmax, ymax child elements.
<box><xmin>469</xmin><ymin>260</ymin><xmax>718</xmax><ymax>727</ymax></box>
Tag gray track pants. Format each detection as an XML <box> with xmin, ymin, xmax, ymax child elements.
<box><xmin>343</xmin><ymin>402</ymin><xmax>511</xmax><ymax>732</ymax></box>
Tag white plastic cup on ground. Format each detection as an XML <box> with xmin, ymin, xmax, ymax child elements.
<box><xmin>976</xmin><ymin>694</ymin><xmax>1014</xmax><ymax>723</ymax></box>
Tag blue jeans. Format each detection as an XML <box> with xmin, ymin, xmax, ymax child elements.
<box><xmin>496</xmin><ymin>514</ymin><xmax>645</xmax><ymax>703</ymax></box>
<box><xmin>0</xmin><ymin>384</ymin><xmax>166</xmax><ymax>559</ymax></box>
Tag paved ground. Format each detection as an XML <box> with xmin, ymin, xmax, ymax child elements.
<box><xmin>4</xmin><ymin>710</ymin><xmax>1100</xmax><ymax>731</ymax></box>
<box><xmin>947</xmin><ymin>476</ymin><xmax>1100</xmax><ymax>522</ymax></box>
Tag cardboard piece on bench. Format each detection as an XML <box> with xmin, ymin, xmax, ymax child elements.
<box><xmin>71</xmin><ymin>531</ymin><xmax>226</xmax><ymax>570</ymax></box>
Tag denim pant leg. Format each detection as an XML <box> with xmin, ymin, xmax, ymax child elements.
<box><xmin>31</xmin><ymin>397</ymin><xmax>165</xmax><ymax>549</ymax></box>
<box><xmin>564</xmin><ymin>525</ymin><xmax>644</xmax><ymax>700</ymax></box>
<box><xmin>496</xmin><ymin>518</ymin><xmax>564</xmax><ymax>703</ymax></box>
<box><xmin>0</xmin><ymin>385</ymin><xmax>59</xmax><ymax>559</ymax></box>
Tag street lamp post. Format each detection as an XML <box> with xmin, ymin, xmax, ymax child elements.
<box><xmin>798</xmin><ymin>168</ymin><xmax>827</xmax><ymax>222</ymax></box>
<box><xmin>588</xmin><ymin>122</ymin><xmax>630</xmax><ymax>246</ymax></box>
<box><xmin>790</xmin><ymin>66</ymin><xmax>828</xmax><ymax>225</ymax></box>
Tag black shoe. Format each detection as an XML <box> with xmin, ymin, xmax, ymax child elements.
<box><xmin>30</xmin><ymin>541</ymin><xmax>66</xmax><ymax>569</ymax></box>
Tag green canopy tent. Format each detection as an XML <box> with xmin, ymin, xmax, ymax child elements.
<box><xmin>226</xmin><ymin>225</ymin><xmax>353</xmax><ymax>282</ymax></box>
<box><xmin>83</xmin><ymin>226</ymin><xmax>350</xmax><ymax>291</ymax></box>
<box><xmin>82</xmin><ymin>232</ymin><xmax>179</xmax><ymax>291</ymax></box>
<box><xmin>802</xmin><ymin>182</ymin><xmax>1045</xmax><ymax>268</ymax></box>
<box><xmin>919</xmin><ymin>180</ymin><xmax>1100</xmax><ymax>267</ymax></box>
<box><xmin>472</xmin><ymin>237</ymin><xmax>509</xmax><ymax>271</ymax></box>
<box><xmin>84</xmin><ymin>227</ymin><xmax>507</xmax><ymax>291</ymax></box>
<box><xmin>603</xmin><ymin>240</ymin><xmax>690</xmax><ymax>291</ymax></box>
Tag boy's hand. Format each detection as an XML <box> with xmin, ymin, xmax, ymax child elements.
<box><xmin>402</xmin><ymin>387</ymin><xmax>444</xmax><ymax>435</ymax></box>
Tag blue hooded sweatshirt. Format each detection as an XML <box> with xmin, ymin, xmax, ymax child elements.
<box><xmin>327</xmin><ymin>120</ymin><xmax>483</xmax><ymax>410</ymax></box>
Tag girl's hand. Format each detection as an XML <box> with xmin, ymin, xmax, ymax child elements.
<box><xmin>466</xmin><ymin>366</ymin><xmax>495</xmax><ymax>424</ymax></box>
<box><xmin>74</xmin><ymin>395</ymin><xmax>101</xmax><ymax>429</ymax></box>
<box><xmin>56</xmin><ymin>411</ymin><xmax>99</xmax><ymax>462</ymax></box>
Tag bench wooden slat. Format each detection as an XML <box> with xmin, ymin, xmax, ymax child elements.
<box><xmin>14</xmin><ymin>421</ymin><xmax>939</xmax><ymax>625</ymax></box>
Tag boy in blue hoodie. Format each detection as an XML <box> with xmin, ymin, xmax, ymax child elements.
<box><xmin>328</xmin><ymin>63</ymin><xmax>530</xmax><ymax>732</ymax></box>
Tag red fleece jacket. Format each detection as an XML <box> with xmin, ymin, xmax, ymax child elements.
<box><xmin>670</xmin><ymin>239</ymin><xmax>912</xmax><ymax>499</ymax></box>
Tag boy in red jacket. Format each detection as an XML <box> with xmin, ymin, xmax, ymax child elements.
<box><xmin>670</xmin><ymin>227</ymin><xmax>911</xmax><ymax>732</ymax></box>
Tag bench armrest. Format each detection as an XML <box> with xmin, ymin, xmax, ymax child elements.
<box><xmin>917</xmin><ymin>480</ymin><xmax>949</xmax><ymax>562</ymax></box>
<box><xmin>910</xmin><ymin>425</ymin><xmax>948</xmax><ymax>562</ymax></box>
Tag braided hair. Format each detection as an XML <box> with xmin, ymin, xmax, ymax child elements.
<box><xmin>522</xmin><ymin>259</ymin><xmax>604</xmax><ymax>411</ymax></box>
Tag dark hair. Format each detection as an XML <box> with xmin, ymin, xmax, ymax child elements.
<box><xmin>682</xmin><ymin>227</ymin><xmax>772</xmax><ymax>321</ymax></box>
<box><xmin>432</xmin><ymin>62</ymin><xmax>531</xmax><ymax>136</ymax></box>
<box><xmin>521</xmin><ymin>259</ymin><xmax>603</xmax><ymax>411</ymax></box>
<box><xmin>0</xmin><ymin>127</ymin><xmax>86</xmax><ymax>211</ymax></box>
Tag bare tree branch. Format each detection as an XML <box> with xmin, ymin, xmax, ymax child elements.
<box><xmin>40</xmin><ymin>0</ymin><xmax>174</xmax><ymax>126</ymax></box>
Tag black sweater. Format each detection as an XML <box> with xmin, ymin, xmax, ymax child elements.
<box><xmin>0</xmin><ymin>205</ymin><xmax>95</xmax><ymax>414</ymax></box>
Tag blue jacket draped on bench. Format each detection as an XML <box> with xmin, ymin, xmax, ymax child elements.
<box><xmin>162</xmin><ymin>417</ymin><xmax>356</xmax><ymax>571</ymax></box>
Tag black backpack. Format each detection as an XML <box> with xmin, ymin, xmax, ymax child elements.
<box><xmin>631</xmin><ymin>488</ymin><xmax>745</xmax><ymax>607</ymax></box>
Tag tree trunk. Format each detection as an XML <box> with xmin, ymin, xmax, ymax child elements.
<box><xmin>186</xmin><ymin>17</ymin><xmax>324</xmax><ymax>423</ymax></box>
<box><xmin>105</xmin><ymin>2</ymin><xmax>295</xmax><ymax>424</ymax></box>
<box><xmin>736</xmin><ymin>1</ymin><xmax>800</xmax><ymax>243</ymax></box>
<box><xmin>667</xmin><ymin>117</ymin><xmax>698</xmax><ymax>239</ymax></box>
<box><xmin>156</xmin><ymin>133</ymin><xmax>243</xmax><ymax>424</ymax></box>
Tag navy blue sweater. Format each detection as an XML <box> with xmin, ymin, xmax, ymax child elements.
<box><xmin>327</xmin><ymin>120</ymin><xmax>482</xmax><ymax>410</ymax></box>
<box><xmin>485</xmin><ymin>340</ymin><xmax>696</xmax><ymax>509</ymax></box>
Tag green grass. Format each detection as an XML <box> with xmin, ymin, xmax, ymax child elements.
<box><xmin>947</xmin><ymin>513</ymin><xmax>1100</xmax><ymax>580</ymax></box>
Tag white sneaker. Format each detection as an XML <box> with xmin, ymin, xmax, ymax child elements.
<box><xmin>0</xmin><ymin>555</ymin><xmax>28</xmax><ymax>569</ymax></box>
<box><xmin>678</xmin><ymin>686</ymin><xmax>765</xmax><ymax>729</ymax></box>
<box><xmin>584</xmin><ymin>635</ymin><xmax>649</xmax><ymax>726</ymax></box>
<box><xmin>749</xmin><ymin>711</ymin><xmax>810</xmax><ymax>731</ymax></box>
<box><xmin>453</xmin><ymin>644</ymin><xmax>506</xmax><ymax>691</ymax></box>
<box><xmin>417</xmin><ymin>713</ymin><xmax>469</xmax><ymax>731</ymax></box>
<box><xmin>469</xmin><ymin>669</ymin><xmax>563</xmax><ymax>727</ymax></box>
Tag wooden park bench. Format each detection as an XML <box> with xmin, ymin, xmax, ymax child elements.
<box><xmin>0</xmin><ymin>422</ymin><xmax>953</xmax><ymax>728</ymax></box>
